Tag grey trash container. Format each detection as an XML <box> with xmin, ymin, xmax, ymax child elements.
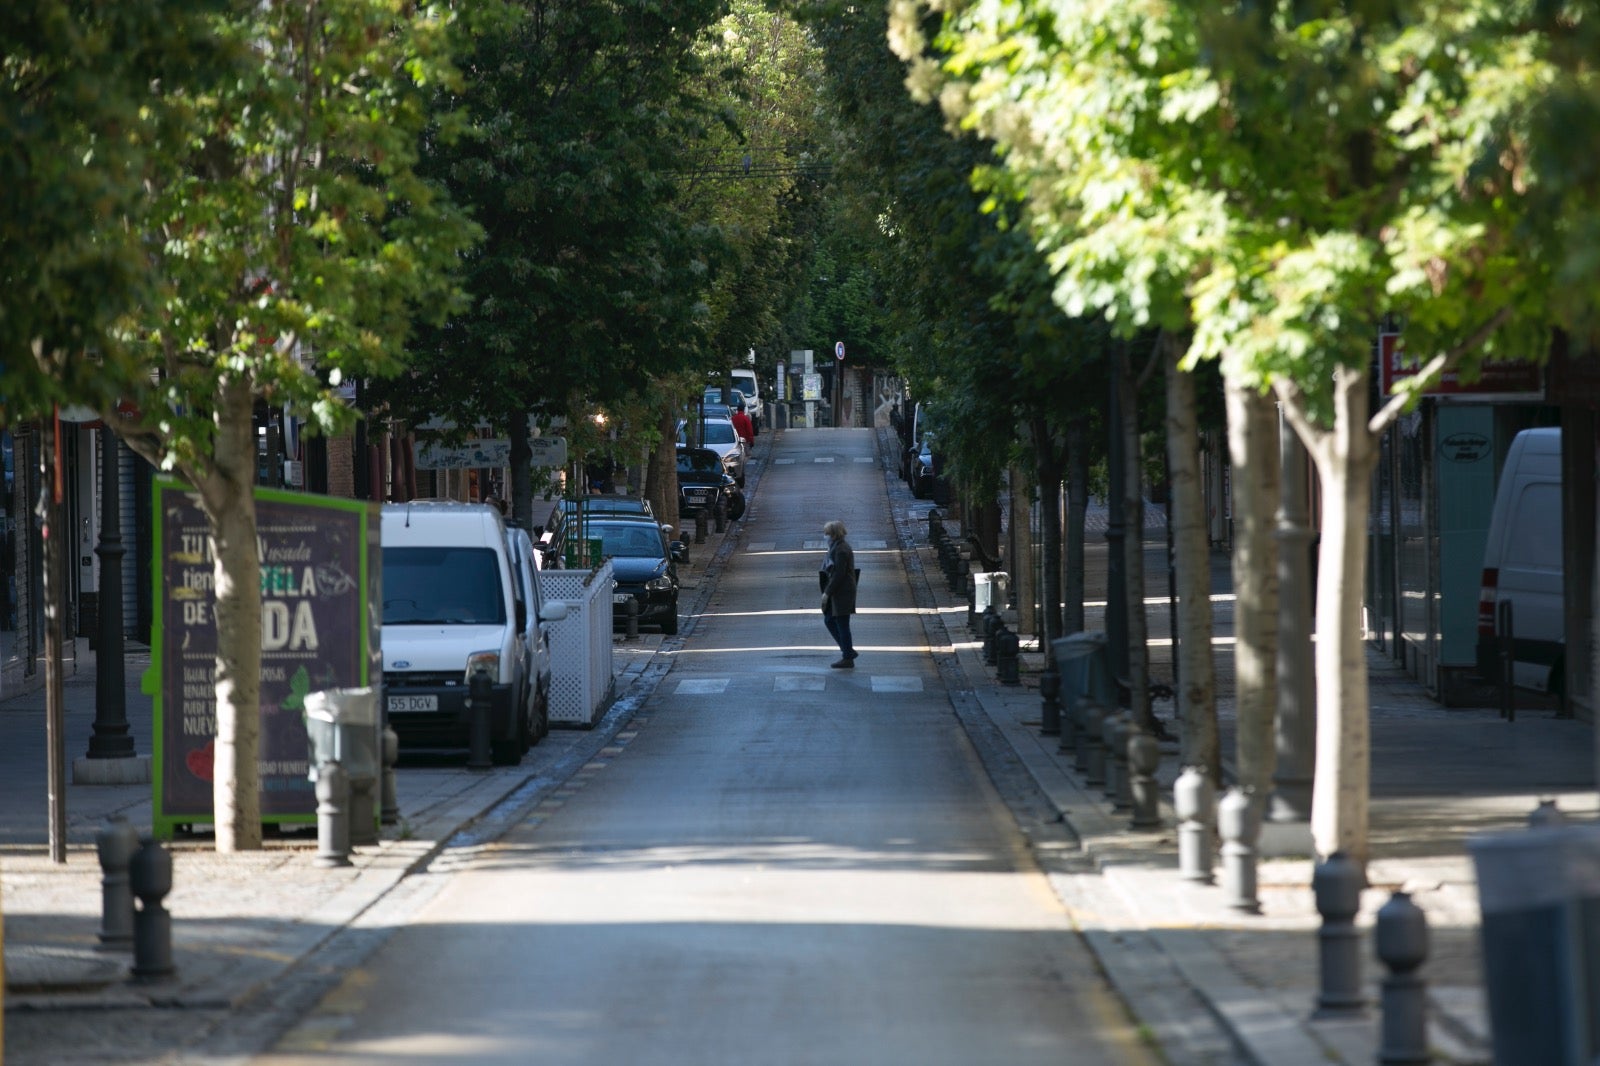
<box><xmin>1468</xmin><ymin>823</ymin><xmax>1600</xmax><ymax>1065</ymax></box>
<box><xmin>1051</xmin><ymin>632</ymin><xmax>1115</xmax><ymax>718</ymax></box>
<box><xmin>974</xmin><ymin>571</ymin><xmax>1009</xmax><ymax>614</ymax></box>
<box><xmin>303</xmin><ymin>687</ymin><xmax>380</xmax><ymax>784</ymax></box>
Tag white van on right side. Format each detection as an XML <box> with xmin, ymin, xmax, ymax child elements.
<box><xmin>1477</xmin><ymin>427</ymin><xmax>1563</xmax><ymax>695</ymax></box>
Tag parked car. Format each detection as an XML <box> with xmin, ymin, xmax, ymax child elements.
<box><xmin>678</xmin><ymin>417</ymin><xmax>747</xmax><ymax>485</ymax></box>
<box><xmin>380</xmin><ymin>501</ymin><xmax>533</xmax><ymax>765</ymax></box>
<box><xmin>677</xmin><ymin>445</ymin><xmax>745</xmax><ymax>520</ymax></box>
<box><xmin>910</xmin><ymin>435</ymin><xmax>940</xmax><ymax>499</ymax></box>
<box><xmin>507</xmin><ymin>528</ymin><xmax>569</xmax><ymax>743</ymax></box>
<box><xmin>590</xmin><ymin>516</ymin><xmax>684</xmax><ymax>634</ymax></box>
<box><xmin>1478</xmin><ymin>427</ymin><xmax>1563</xmax><ymax>695</ymax></box>
<box><xmin>730</xmin><ymin>368</ymin><xmax>761</xmax><ymax>429</ymax></box>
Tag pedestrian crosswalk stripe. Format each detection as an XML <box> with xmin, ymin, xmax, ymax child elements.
<box><xmin>814</xmin><ymin>456</ymin><xmax>835</xmax><ymax>463</ymax></box>
<box><xmin>853</xmin><ymin>457</ymin><xmax>874</xmax><ymax>462</ymax></box>
<box><xmin>803</xmin><ymin>538</ymin><xmax>887</xmax><ymax>550</ymax></box>
<box><xmin>857</xmin><ymin>539</ymin><xmax>887</xmax><ymax>549</ymax></box>
<box><xmin>870</xmin><ymin>676</ymin><xmax>924</xmax><ymax>693</ymax></box>
<box><xmin>675</xmin><ymin>679</ymin><xmax>730</xmax><ymax>695</ymax></box>
<box><xmin>774</xmin><ymin>458</ymin><xmax>795</xmax><ymax>465</ymax></box>
<box><xmin>775</xmin><ymin>676</ymin><xmax>827</xmax><ymax>692</ymax></box>
<box><xmin>746</xmin><ymin>542</ymin><xmax>776</xmax><ymax>552</ymax></box>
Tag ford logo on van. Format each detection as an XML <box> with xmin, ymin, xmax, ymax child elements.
<box><xmin>391</xmin><ymin>660</ymin><xmax>411</xmax><ymax>669</ymax></box>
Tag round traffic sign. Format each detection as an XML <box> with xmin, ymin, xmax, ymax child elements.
<box><xmin>835</xmin><ymin>341</ymin><xmax>845</xmax><ymax>361</ymax></box>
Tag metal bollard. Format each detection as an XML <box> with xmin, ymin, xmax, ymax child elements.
<box><xmin>1313</xmin><ymin>851</ymin><xmax>1366</xmax><ymax>1015</ymax></box>
<box><xmin>467</xmin><ymin>668</ymin><xmax>493</xmax><ymax>771</ymax></box>
<box><xmin>927</xmin><ymin>507</ymin><xmax>942</xmax><ymax>542</ymax></box>
<box><xmin>714</xmin><ymin>499</ymin><xmax>726</xmax><ymax>534</ymax></box>
<box><xmin>966</xmin><ymin>574</ymin><xmax>977</xmax><ymax>628</ymax></box>
<box><xmin>949</xmin><ymin>551</ymin><xmax>968</xmax><ymax>595</ymax></box>
<box><xmin>995</xmin><ymin>626</ymin><xmax>1020</xmax><ymax>685</ymax></box>
<box><xmin>1218</xmin><ymin>787</ymin><xmax>1261</xmax><ymax>913</ymax></box>
<box><xmin>1528</xmin><ymin>797</ymin><xmax>1565</xmax><ymax>828</ymax></box>
<box><xmin>96</xmin><ymin>816</ymin><xmax>140</xmax><ymax>951</ymax></box>
<box><xmin>1100</xmin><ymin>710</ymin><xmax>1121</xmax><ymax>802</ymax></box>
<box><xmin>314</xmin><ymin>760</ymin><xmax>353</xmax><ymax>868</ymax></box>
<box><xmin>982</xmin><ymin>611</ymin><xmax>1002</xmax><ymax>663</ymax></box>
<box><xmin>380</xmin><ymin>720</ymin><xmax>400</xmax><ymax>826</ymax></box>
<box><xmin>348</xmin><ymin>769</ymin><xmax>378</xmax><ymax>848</ymax></box>
<box><xmin>625</xmin><ymin>597</ymin><xmax>639</xmax><ymax>640</ymax></box>
<box><xmin>1039</xmin><ymin>664</ymin><xmax>1061</xmax><ymax>737</ymax></box>
<box><xmin>1081</xmin><ymin>700</ymin><xmax>1108</xmax><ymax>786</ymax></box>
<box><xmin>695</xmin><ymin>509</ymin><xmax>708</xmax><ymax>544</ymax></box>
<box><xmin>1375</xmin><ymin>891</ymin><xmax>1430</xmax><ymax>1065</ymax></box>
<box><xmin>1174</xmin><ymin>766</ymin><xmax>1215</xmax><ymax>883</ymax></box>
<box><xmin>129</xmin><ymin>835</ymin><xmax>176</xmax><ymax>981</ymax></box>
<box><xmin>1127</xmin><ymin>721</ymin><xmax>1161</xmax><ymax>828</ymax></box>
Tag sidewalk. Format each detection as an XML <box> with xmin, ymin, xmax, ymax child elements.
<box><xmin>0</xmin><ymin>464</ymin><xmax>755</xmax><ymax>1062</ymax></box>
<box><xmin>879</xmin><ymin>425</ymin><xmax>1596</xmax><ymax>1065</ymax></box>
<box><xmin>5</xmin><ymin>426</ymin><xmax>1593</xmax><ymax>1065</ymax></box>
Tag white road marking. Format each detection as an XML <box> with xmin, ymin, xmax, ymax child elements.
<box><xmin>775</xmin><ymin>676</ymin><xmax>828</xmax><ymax>692</ymax></box>
<box><xmin>870</xmin><ymin>676</ymin><xmax>924</xmax><ymax>693</ymax></box>
<box><xmin>675</xmin><ymin>679</ymin><xmax>731</xmax><ymax>695</ymax></box>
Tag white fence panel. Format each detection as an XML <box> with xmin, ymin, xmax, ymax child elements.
<box><xmin>542</xmin><ymin>563</ymin><xmax>614</xmax><ymax>726</ymax></box>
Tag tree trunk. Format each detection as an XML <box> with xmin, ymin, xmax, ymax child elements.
<box><xmin>1166</xmin><ymin>338</ymin><xmax>1218</xmax><ymax>780</ymax></box>
<box><xmin>1032</xmin><ymin>417</ymin><xmax>1065</xmax><ymax>647</ymax></box>
<box><xmin>650</xmin><ymin>405</ymin><xmax>680</xmax><ymax>534</ymax></box>
<box><xmin>1286</xmin><ymin>364</ymin><xmax>1379</xmax><ymax>867</ymax></box>
<box><xmin>1225</xmin><ymin>380</ymin><xmax>1281</xmax><ymax>800</ymax></box>
<box><xmin>1121</xmin><ymin>353</ymin><xmax>1151</xmax><ymax>731</ymax></box>
<box><xmin>509</xmin><ymin>415</ymin><xmax>532</xmax><ymax>531</ymax></box>
<box><xmin>1010</xmin><ymin>464</ymin><xmax>1037</xmax><ymax>635</ymax></box>
<box><xmin>1065</xmin><ymin>418</ymin><xmax>1088</xmax><ymax>634</ymax></box>
<box><xmin>198</xmin><ymin>375</ymin><xmax>264</xmax><ymax>852</ymax></box>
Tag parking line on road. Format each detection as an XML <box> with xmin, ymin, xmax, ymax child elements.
<box><xmin>775</xmin><ymin>676</ymin><xmax>827</xmax><ymax>692</ymax></box>
<box><xmin>870</xmin><ymin>676</ymin><xmax>924</xmax><ymax>693</ymax></box>
<box><xmin>675</xmin><ymin>678</ymin><xmax>731</xmax><ymax>695</ymax></box>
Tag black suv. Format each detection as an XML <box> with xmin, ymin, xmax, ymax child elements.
<box><xmin>677</xmin><ymin>445</ymin><xmax>745</xmax><ymax>521</ymax></box>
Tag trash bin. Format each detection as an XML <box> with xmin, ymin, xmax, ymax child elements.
<box><xmin>974</xmin><ymin>571</ymin><xmax>1009</xmax><ymax>614</ymax></box>
<box><xmin>1052</xmin><ymin>632</ymin><xmax>1115</xmax><ymax>719</ymax></box>
<box><xmin>303</xmin><ymin>687</ymin><xmax>380</xmax><ymax>784</ymax></box>
<box><xmin>1468</xmin><ymin>823</ymin><xmax>1600</xmax><ymax>1065</ymax></box>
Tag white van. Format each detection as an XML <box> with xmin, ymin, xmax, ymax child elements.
<box><xmin>381</xmin><ymin>501</ymin><xmax>536</xmax><ymax>764</ymax></box>
<box><xmin>1477</xmin><ymin>428</ymin><xmax>1563</xmax><ymax>695</ymax></box>
<box><xmin>731</xmin><ymin>367</ymin><xmax>761</xmax><ymax>429</ymax></box>
<box><xmin>507</xmin><ymin>528</ymin><xmax>568</xmax><ymax>742</ymax></box>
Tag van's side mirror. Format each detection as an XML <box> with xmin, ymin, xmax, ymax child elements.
<box><xmin>540</xmin><ymin>600</ymin><xmax>569</xmax><ymax>622</ymax></box>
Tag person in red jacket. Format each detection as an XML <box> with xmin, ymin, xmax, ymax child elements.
<box><xmin>730</xmin><ymin>405</ymin><xmax>755</xmax><ymax>449</ymax></box>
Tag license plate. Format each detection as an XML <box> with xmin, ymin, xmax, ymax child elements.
<box><xmin>387</xmin><ymin>694</ymin><xmax>438</xmax><ymax>713</ymax></box>
<box><xmin>613</xmin><ymin>594</ymin><xmax>633</xmax><ymax>605</ymax></box>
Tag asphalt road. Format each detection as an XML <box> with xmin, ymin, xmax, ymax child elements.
<box><xmin>254</xmin><ymin>427</ymin><xmax>1155</xmax><ymax>1066</ymax></box>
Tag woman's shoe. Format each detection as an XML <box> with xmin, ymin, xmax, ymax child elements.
<box><xmin>830</xmin><ymin>658</ymin><xmax>854</xmax><ymax>669</ymax></box>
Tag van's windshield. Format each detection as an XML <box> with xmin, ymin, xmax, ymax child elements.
<box><xmin>383</xmin><ymin>547</ymin><xmax>506</xmax><ymax>625</ymax></box>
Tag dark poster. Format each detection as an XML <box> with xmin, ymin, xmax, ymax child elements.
<box><xmin>152</xmin><ymin>482</ymin><xmax>378</xmax><ymax>836</ymax></box>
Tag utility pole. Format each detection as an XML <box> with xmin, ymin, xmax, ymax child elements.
<box><xmin>38</xmin><ymin>412</ymin><xmax>67</xmax><ymax>863</ymax></box>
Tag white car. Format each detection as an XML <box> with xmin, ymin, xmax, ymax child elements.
<box><xmin>679</xmin><ymin>417</ymin><xmax>748</xmax><ymax>485</ymax></box>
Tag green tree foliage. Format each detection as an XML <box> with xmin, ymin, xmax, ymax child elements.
<box><xmin>1</xmin><ymin>0</ymin><xmax>228</xmax><ymax>411</ymax></box>
<box><xmin>8</xmin><ymin>0</ymin><xmax>476</xmax><ymax>851</ymax></box>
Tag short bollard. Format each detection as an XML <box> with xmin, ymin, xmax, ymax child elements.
<box><xmin>466</xmin><ymin>668</ymin><xmax>493</xmax><ymax>771</ymax></box>
<box><xmin>1376</xmin><ymin>890</ymin><xmax>1430</xmax><ymax>1065</ymax></box>
<box><xmin>1127</xmin><ymin>722</ymin><xmax>1161</xmax><ymax>829</ymax></box>
<box><xmin>949</xmin><ymin>552</ymin><xmax>968</xmax><ymax>595</ymax></box>
<box><xmin>1109</xmin><ymin>712</ymin><xmax>1133</xmax><ymax>810</ymax></box>
<box><xmin>1174</xmin><ymin>766</ymin><xmax>1215</xmax><ymax>883</ymax></box>
<box><xmin>380</xmin><ymin>721</ymin><xmax>400</xmax><ymax>826</ymax></box>
<box><xmin>348</xmin><ymin>766</ymin><xmax>378</xmax><ymax>848</ymax></box>
<box><xmin>713</xmin><ymin>500</ymin><xmax>726</xmax><ymax>534</ymax></box>
<box><xmin>694</xmin><ymin>510</ymin><xmax>708</xmax><ymax>544</ymax></box>
<box><xmin>624</xmin><ymin>597</ymin><xmax>639</xmax><ymax>640</ymax></box>
<box><xmin>1100</xmin><ymin>710</ymin><xmax>1121</xmax><ymax>802</ymax></box>
<box><xmin>1218</xmin><ymin>787</ymin><xmax>1261</xmax><ymax>913</ymax></box>
<box><xmin>129</xmin><ymin>835</ymin><xmax>176</xmax><ymax>981</ymax></box>
<box><xmin>315</xmin><ymin>760</ymin><xmax>353</xmax><ymax>868</ymax></box>
<box><xmin>1313</xmin><ymin>850</ymin><xmax>1366</xmax><ymax>1015</ymax></box>
<box><xmin>1528</xmin><ymin>797</ymin><xmax>1565</xmax><ymax>828</ymax></box>
<box><xmin>1039</xmin><ymin>664</ymin><xmax>1061</xmax><ymax>737</ymax></box>
<box><xmin>927</xmin><ymin>507</ymin><xmax>942</xmax><ymax>543</ymax></box>
<box><xmin>96</xmin><ymin>816</ymin><xmax>140</xmax><ymax>951</ymax></box>
<box><xmin>1074</xmin><ymin>697</ymin><xmax>1097</xmax><ymax>774</ymax></box>
<box><xmin>983</xmin><ymin>614</ymin><xmax>1003</xmax><ymax>665</ymax></box>
<box><xmin>995</xmin><ymin>626</ymin><xmax>1020</xmax><ymax>685</ymax></box>
<box><xmin>966</xmin><ymin>575</ymin><xmax>977</xmax><ymax>628</ymax></box>
<box><xmin>1082</xmin><ymin>701</ymin><xmax>1108</xmax><ymax>786</ymax></box>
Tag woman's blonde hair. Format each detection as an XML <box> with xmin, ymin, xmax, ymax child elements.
<box><xmin>823</xmin><ymin>520</ymin><xmax>847</xmax><ymax>539</ymax></box>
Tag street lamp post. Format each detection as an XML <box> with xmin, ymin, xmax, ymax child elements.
<box><xmin>86</xmin><ymin>427</ymin><xmax>135</xmax><ymax>762</ymax></box>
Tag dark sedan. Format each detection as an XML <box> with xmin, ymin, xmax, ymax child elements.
<box><xmin>591</xmin><ymin>517</ymin><xmax>683</xmax><ymax>635</ymax></box>
<box><xmin>677</xmin><ymin>445</ymin><xmax>745</xmax><ymax>520</ymax></box>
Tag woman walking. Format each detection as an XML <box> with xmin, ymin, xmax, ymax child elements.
<box><xmin>820</xmin><ymin>520</ymin><xmax>858</xmax><ymax>667</ymax></box>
